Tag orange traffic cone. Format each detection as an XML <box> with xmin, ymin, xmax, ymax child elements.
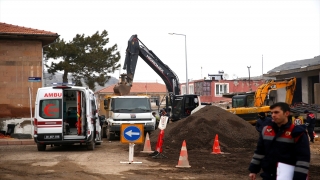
<box><xmin>140</xmin><ymin>132</ymin><xmax>154</xmax><ymax>153</ymax></box>
<box><xmin>176</xmin><ymin>140</ymin><xmax>191</xmax><ymax>168</ymax></box>
<box><xmin>211</xmin><ymin>134</ymin><xmax>224</xmax><ymax>154</ymax></box>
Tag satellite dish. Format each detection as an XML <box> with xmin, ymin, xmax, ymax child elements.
<box><xmin>232</xmin><ymin>74</ymin><xmax>238</xmax><ymax>80</ymax></box>
<box><xmin>223</xmin><ymin>73</ymin><xmax>229</xmax><ymax>80</ymax></box>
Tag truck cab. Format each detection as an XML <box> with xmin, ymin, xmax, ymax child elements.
<box><xmin>102</xmin><ymin>95</ymin><xmax>156</xmax><ymax>140</ymax></box>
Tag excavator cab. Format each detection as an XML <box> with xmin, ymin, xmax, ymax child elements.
<box><xmin>171</xmin><ymin>94</ymin><xmax>199</xmax><ymax>121</ymax></box>
<box><xmin>232</xmin><ymin>94</ymin><xmax>255</xmax><ymax>108</ymax></box>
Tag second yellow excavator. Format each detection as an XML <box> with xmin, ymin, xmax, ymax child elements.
<box><xmin>226</xmin><ymin>77</ymin><xmax>297</xmax><ymax>124</ymax></box>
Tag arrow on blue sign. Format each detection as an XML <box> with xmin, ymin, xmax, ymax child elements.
<box><xmin>125</xmin><ymin>130</ymin><xmax>140</xmax><ymax>137</ymax></box>
<box><xmin>123</xmin><ymin>126</ymin><xmax>141</xmax><ymax>142</ymax></box>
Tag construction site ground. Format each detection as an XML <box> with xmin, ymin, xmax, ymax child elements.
<box><xmin>0</xmin><ymin>137</ymin><xmax>319</xmax><ymax>180</ymax></box>
<box><xmin>1</xmin><ymin>106</ymin><xmax>320</xmax><ymax>180</ymax></box>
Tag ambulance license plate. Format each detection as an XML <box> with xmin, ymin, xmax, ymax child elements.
<box><xmin>44</xmin><ymin>135</ymin><xmax>60</xmax><ymax>139</ymax></box>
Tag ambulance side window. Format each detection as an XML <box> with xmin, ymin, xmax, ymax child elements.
<box><xmin>39</xmin><ymin>99</ymin><xmax>62</xmax><ymax>119</ymax></box>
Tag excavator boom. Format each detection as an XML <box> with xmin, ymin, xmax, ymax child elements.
<box><xmin>113</xmin><ymin>34</ymin><xmax>180</xmax><ymax>96</ymax></box>
<box><xmin>227</xmin><ymin>77</ymin><xmax>297</xmax><ymax>124</ymax></box>
<box><xmin>254</xmin><ymin>77</ymin><xmax>296</xmax><ymax>106</ymax></box>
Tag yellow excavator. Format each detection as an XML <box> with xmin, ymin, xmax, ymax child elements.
<box><xmin>225</xmin><ymin>77</ymin><xmax>297</xmax><ymax>124</ymax></box>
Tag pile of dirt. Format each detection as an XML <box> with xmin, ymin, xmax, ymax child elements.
<box><xmin>147</xmin><ymin>105</ymin><xmax>259</xmax><ymax>152</ymax></box>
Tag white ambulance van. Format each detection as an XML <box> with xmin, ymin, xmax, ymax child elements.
<box><xmin>33</xmin><ymin>83</ymin><xmax>102</xmax><ymax>151</ymax></box>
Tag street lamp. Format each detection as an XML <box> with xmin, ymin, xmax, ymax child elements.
<box><xmin>169</xmin><ymin>33</ymin><xmax>188</xmax><ymax>94</ymax></box>
<box><xmin>247</xmin><ymin>66</ymin><xmax>252</xmax><ymax>91</ymax></box>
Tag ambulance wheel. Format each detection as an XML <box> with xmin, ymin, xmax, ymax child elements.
<box><xmin>95</xmin><ymin>133</ymin><xmax>101</xmax><ymax>145</ymax></box>
<box><xmin>87</xmin><ymin>141</ymin><xmax>95</xmax><ymax>150</ymax></box>
<box><xmin>37</xmin><ymin>143</ymin><xmax>46</xmax><ymax>151</ymax></box>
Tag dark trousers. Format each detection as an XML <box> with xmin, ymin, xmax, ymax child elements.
<box><xmin>307</xmin><ymin>127</ymin><xmax>314</xmax><ymax>141</ymax></box>
<box><xmin>260</xmin><ymin>172</ymin><xmax>276</xmax><ymax>180</ymax></box>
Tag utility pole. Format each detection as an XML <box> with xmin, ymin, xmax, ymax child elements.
<box><xmin>247</xmin><ymin>66</ymin><xmax>252</xmax><ymax>91</ymax></box>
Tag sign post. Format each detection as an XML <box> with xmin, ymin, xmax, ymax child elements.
<box><xmin>120</xmin><ymin>124</ymin><xmax>144</xmax><ymax>164</ymax></box>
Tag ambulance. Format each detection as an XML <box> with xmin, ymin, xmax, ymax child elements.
<box><xmin>33</xmin><ymin>83</ymin><xmax>102</xmax><ymax>151</ymax></box>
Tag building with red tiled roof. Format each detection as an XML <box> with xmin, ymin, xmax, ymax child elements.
<box><xmin>0</xmin><ymin>22</ymin><xmax>59</xmax><ymax>118</ymax></box>
<box><xmin>95</xmin><ymin>82</ymin><xmax>167</xmax><ymax>115</ymax></box>
<box><xmin>0</xmin><ymin>22</ymin><xmax>59</xmax><ymax>46</ymax></box>
<box><xmin>97</xmin><ymin>82</ymin><xmax>167</xmax><ymax>94</ymax></box>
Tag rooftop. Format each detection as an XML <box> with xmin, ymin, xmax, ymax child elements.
<box><xmin>97</xmin><ymin>82</ymin><xmax>167</xmax><ymax>94</ymax></box>
<box><xmin>0</xmin><ymin>22</ymin><xmax>59</xmax><ymax>46</ymax></box>
<box><xmin>265</xmin><ymin>55</ymin><xmax>320</xmax><ymax>76</ymax></box>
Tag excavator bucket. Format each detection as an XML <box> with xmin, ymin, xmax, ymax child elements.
<box><xmin>113</xmin><ymin>73</ymin><xmax>132</xmax><ymax>96</ymax></box>
<box><xmin>113</xmin><ymin>84</ymin><xmax>131</xmax><ymax>96</ymax></box>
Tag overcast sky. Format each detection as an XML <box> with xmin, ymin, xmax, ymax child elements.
<box><xmin>1</xmin><ymin>0</ymin><xmax>319</xmax><ymax>83</ymax></box>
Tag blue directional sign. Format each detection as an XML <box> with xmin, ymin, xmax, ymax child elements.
<box><xmin>120</xmin><ymin>124</ymin><xmax>144</xmax><ymax>144</ymax></box>
<box><xmin>28</xmin><ymin>77</ymin><xmax>41</xmax><ymax>82</ymax></box>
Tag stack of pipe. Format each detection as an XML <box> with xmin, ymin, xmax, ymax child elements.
<box><xmin>290</xmin><ymin>102</ymin><xmax>320</xmax><ymax>114</ymax></box>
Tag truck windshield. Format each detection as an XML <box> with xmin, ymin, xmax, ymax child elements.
<box><xmin>113</xmin><ymin>98</ymin><xmax>151</xmax><ymax>113</ymax></box>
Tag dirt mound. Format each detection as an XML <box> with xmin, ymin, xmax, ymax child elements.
<box><xmin>148</xmin><ymin>105</ymin><xmax>259</xmax><ymax>152</ymax></box>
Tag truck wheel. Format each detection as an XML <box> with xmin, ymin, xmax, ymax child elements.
<box><xmin>37</xmin><ymin>143</ymin><xmax>46</xmax><ymax>151</ymax></box>
<box><xmin>102</xmin><ymin>127</ymin><xmax>107</xmax><ymax>138</ymax></box>
<box><xmin>106</xmin><ymin>127</ymin><xmax>115</xmax><ymax>141</ymax></box>
<box><xmin>87</xmin><ymin>140</ymin><xmax>95</xmax><ymax>150</ymax></box>
<box><xmin>95</xmin><ymin>133</ymin><xmax>101</xmax><ymax>145</ymax></box>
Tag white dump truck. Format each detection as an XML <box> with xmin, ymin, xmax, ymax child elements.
<box><xmin>102</xmin><ymin>95</ymin><xmax>156</xmax><ymax>140</ymax></box>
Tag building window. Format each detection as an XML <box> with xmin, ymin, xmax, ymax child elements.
<box><xmin>181</xmin><ymin>85</ymin><xmax>186</xmax><ymax>95</ymax></box>
<box><xmin>194</xmin><ymin>81</ymin><xmax>211</xmax><ymax>96</ymax></box>
<box><xmin>202</xmin><ymin>81</ymin><xmax>211</xmax><ymax>96</ymax></box>
<box><xmin>215</xmin><ymin>83</ymin><xmax>229</xmax><ymax>96</ymax></box>
<box><xmin>189</xmin><ymin>84</ymin><xmax>194</xmax><ymax>94</ymax></box>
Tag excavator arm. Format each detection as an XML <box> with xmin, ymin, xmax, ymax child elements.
<box><xmin>254</xmin><ymin>77</ymin><xmax>296</xmax><ymax>107</ymax></box>
<box><xmin>113</xmin><ymin>34</ymin><xmax>180</xmax><ymax>96</ymax></box>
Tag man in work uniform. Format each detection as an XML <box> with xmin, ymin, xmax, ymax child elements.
<box><xmin>248</xmin><ymin>102</ymin><xmax>310</xmax><ymax>180</ymax></box>
<box><xmin>152</xmin><ymin>111</ymin><xmax>160</xmax><ymax>129</ymax></box>
<box><xmin>255</xmin><ymin>112</ymin><xmax>272</xmax><ymax>133</ymax></box>
<box><xmin>304</xmin><ymin>110</ymin><xmax>316</xmax><ymax>143</ymax></box>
